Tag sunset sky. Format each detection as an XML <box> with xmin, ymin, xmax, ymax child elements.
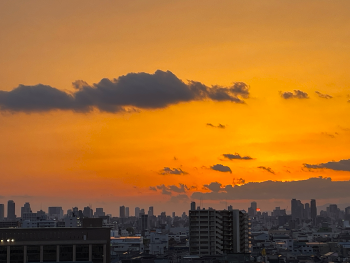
<box><xmin>1</xmin><ymin>0</ymin><xmax>350</xmax><ymax>216</ymax></box>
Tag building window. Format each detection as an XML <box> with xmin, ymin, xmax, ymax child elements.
<box><xmin>59</xmin><ymin>245</ymin><xmax>73</xmax><ymax>262</ymax></box>
<box><xmin>43</xmin><ymin>245</ymin><xmax>56</xmax><ymax>262</ymax></box>
<box><xmin>76</xmin><ymin>245</ymin><xmax>89</xmax><ymax>262</ymax></box>
<box><xmin>10</xmin><ymin>246</ymin><xmax>24</xmax><ymax>263</ymax></box>
<box><xmin>27</xmin><ymin>245</ymin><xmax>41</xmax><ymax>263</ymax></box>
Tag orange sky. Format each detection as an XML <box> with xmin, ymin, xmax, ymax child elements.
<box><xmin>1</xmin><ymin>0</ymin><xmax>350</xmax><ymax>216</ymax></box>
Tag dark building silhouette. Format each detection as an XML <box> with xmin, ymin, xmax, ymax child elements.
<box><xmin>0</xmin><ymin>227</ymin><xmax>110</xmax><ymax>263</ymax></box>
<box><xmin>0</xmin><ymin>204</ymin><xmax>4</xmax><ymax>221</ymax></box>
<box><xmin>311</xmin><ymin>199</ymin><xmax>317</xmax><ymax>223</ymax></box>
<box><xmin>7</xmin><ymin>200</ymin><xmax>15</xmax><ymax>221</ymax></box>
<box><xmin>119</xmin><ymin>206</ymin><xmax>125</xmax><ymax>218</ymax></box>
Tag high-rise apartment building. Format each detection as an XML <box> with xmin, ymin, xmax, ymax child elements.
<box><xmin>7</xmin><ymin>200</ymin><xmax>16</xmax><ymax>221</ymax></box>
<box><xmin>189</xmin><ymin>208</ymin><xmax>251</xmax><ymax>255</ymax></box>
<box><xmin>120</xmin><ymin>206</ymin><xmax>125</xmax><ymax>218</ymax></box>
<box><xmin>0</xmin><ymin>204</ymin><xmax>4</xmax><ymax>221</ymax></box>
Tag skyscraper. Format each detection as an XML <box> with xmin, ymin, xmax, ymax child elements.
<box><xmin>251</xmin><ymin>201</ymin><xmax>257</xmax><ymax>215</ymax></box>
<box><xmin>148</xmin><ymin>206</ymin><xmax>154</xmax><ymax>217</ymax></box>
<box><xmin>135</xmin><ymin>207</ymin><xmax>140</xmax><ymax>218</ymax></box>
<box><xmin>310</xmin><ymin>199</ymin><xmax>317</xmax><ymax>223</ymax></box>
<box><xmin>7</xmin><ymin>200</ymin><xmax>16</xmax><ymax>220</ymax></box>
<box><xmin>120</xmin><ymin>206</ymin><xmax>125</xmax><ymax>218</ymax></box>
<box><xmin>0</xmin><ymin>204</ymin><xmax>4</xmax><ymax>221</ymax></box>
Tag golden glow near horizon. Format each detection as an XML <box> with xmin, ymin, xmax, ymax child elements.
<box><xmin>1</xmin><ymin>0</ymin><xmax>350</xmax><ymax>213</ymax></box>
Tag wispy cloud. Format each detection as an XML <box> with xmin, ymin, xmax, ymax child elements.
<box><xmin>316</xmin><ymin>91</ymin><xmax>332</xmax><ymax>99</ymax></box>
<box><xmin>304</xmin><ymin>159</ymin><xmax>350</xmax><ymax>172</ymax></box>
<box><xmin>223</xmin><ymin>153</ymin><xmax>253</xmax><ymax>160</ymax></box>
<box><xmin>207</xmin><ymin>123</ymin><xmax>226</xmax><ymax>129</ymax></box>
<box><xmin>160</xmin><ymin>167</ymin><xmax>187</xmax><ymax>175</ymax></box>
<box><xmin>257</xmin><ymin>166</ymin><xmax>275</xmax><ymax>174</ymax></box>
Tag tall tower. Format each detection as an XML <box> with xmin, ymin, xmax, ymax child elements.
<box><xmin>251</xmin><ymin>201</ymin><xmax>257</xmax><ymax>216</ymax></box>
<box><xmin>7</xmin><ymin>200</ymin><xmax>16</xmax><ymax>220</ymax></box>
<box><xmin>0</xmin><ymin>204</ymin><xmax>4</xmax><ymax>221</ymax></box>
<box><xmin>135</xmin><ymin>207</ymin><xmax>140</xmax><ymax>218</ymax></box>
<box><xmin>148</xmin><ymin>206</ymin><xmax>154</xmax><ymax>217</ymax></box>
<box><xmin>310</xmin><ymin>199</ymin><xmax>317</xmax><ymax>223</ymax></box>
<box><xmin>120</xmin><ymin>206</ymin><xmax>126</xmax><ymax>218</ymax></box>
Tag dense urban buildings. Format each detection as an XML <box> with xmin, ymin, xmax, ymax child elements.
<box><xmin>0</xmin><ymin>198</ymin><xmax>350</xmax><ymax>262</ymax></box>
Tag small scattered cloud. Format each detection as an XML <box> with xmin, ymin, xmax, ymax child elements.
<box><xmin>160</xmin><ymin>167</ymin><xmax>187</xmax><ymax>175</ymax></box>
<box><xmin>281</xmin><ymin>90</ymin><xmax>309</xmax><ymax>99</ymax></box>
<box><xmin>210</xmin><ymin>164</ymin><xmax>232</xmax><ymax>173</ymax></box>
<box><xmin>223</xmin><ymin>153</ymin><xmax>253</xmax><ymax>160</ymax></box>
<box><xmin>316</xmin><ymin>91</ymin><xmax>332</xmax><ymax>99</ymax></box>
<box><xmin>304</xmin><ymin>159</ymin><xmax>350</xmax><ymax>172</ymax></box>
<box><xmin>257</xmin><ymin>166</ymin><xmax>275</xmax><ymax>174</ymax></box>
<box><xmin>149</xmin><ymin>186</ymin><xmax>157</xmax><ymax>191</ymax></box>
<box><xmin>207</xmin><ymin>123</ymin><xmax>226</xmax><ymax>129</ymax></box>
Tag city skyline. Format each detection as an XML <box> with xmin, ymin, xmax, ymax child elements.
<box><xmin>1</xmin><ymin>1</ymin><xmax>350</xmax><ymax>213</ymax></box>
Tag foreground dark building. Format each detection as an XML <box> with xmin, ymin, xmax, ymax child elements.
<box><xmin>0</xmin><ymin>227</ymin><xmax>110</xmax><ymax>263</ymax></box>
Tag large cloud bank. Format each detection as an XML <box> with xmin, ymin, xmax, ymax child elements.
<box><xmin>0</xmin><ymin>70</ymin><xmax>249</xmax><ymax>113</ymax></box>
<box><xmin>191</xmin><ymin>177</ymin><xmax>350</xmax><ymax>200</ymax></box>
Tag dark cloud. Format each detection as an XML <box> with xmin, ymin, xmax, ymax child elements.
<box><xmin>304</xmin><ymin>159</ymin><xmax>350</xmax><ymax>172</ymax></box>
<box><xmin>0</xmin><ymin>70</ymin><xmax>250</xmax><ymax>113</ymax></box>
<box><xmin>223</xmin><ymin>153</ymin><xmax>253</xmax><ymax>160</ymax></box>
<box><xmin>149</xmin><ymin>186</ymin><xmax>157</xmax><ymax>191</ymax></box>
<box><xmin>210</xmin><ymin>164</ymin><xmax>232</xmax><ymax>173</ymax></box>
<box><xmin>155</xmin><ymin>183</ymin><xmax>191</xmax><ymax>195</ymax></box>
<box><xmin>281</xmin><ymin>90</ymin><xmax>309</xmax><ymax>99</ymax></box>
<box><xmin>315</xmin><ymin>91</ymin><xmax>332</xmax><ymax>99</ymax></box>
<box><xmin>203</xmin><ymin>182</ymin><xmax>224</xmax><ymax>192</ymax></box>
<box><xmin>207</xmin><ymin>123</ymin><xmax>226</xmax><ymax>129</ymax></box>
<box><xmin>257</xmin><ymin>166</ymin><xmax>275</xmax><ymax>174</ymax></box>
<box><xmin>191</xmin><ymin>177</ymin><xmax>350</xmax><ymax>200</ymax></box>
<box><xmin>169</xmin><ymin>194</ymin><xmax>189</xmax><ymax>203</ymax></box>
<box><xmin>232</xmin><ymin>178</ymin><xmax>246</xmax><ymax>185</ymax></box>
<box><xmin>160</xmin><ymin>167</ymin><xmax>187</xmax><ymax>175</ymax></box>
